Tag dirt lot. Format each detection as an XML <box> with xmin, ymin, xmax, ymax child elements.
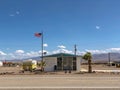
<box><xmin>81</xmin><ymin>64</ymin><xmax>120</xmax><ymax>70</ymax></box>
<box><xmin>0</xmin><ymin>64</ymin><xmax>120</xmax><ymax>75</ymax></box>
<box><xmin>0</xmin><ymin>65</ymin><xmax>120</xmax><ymax>90</ymax></box>
<box><xmin>0</xmin><ymin>66</ymin><xmax>21</xmax><ymax>74</ymax></box>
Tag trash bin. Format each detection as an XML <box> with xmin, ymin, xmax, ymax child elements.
<box><xmin>68</xmin><ymin>66</ymin><xmax>71</xmax><ymax>73</ymax></box>
<box><xmin>54</xmin><ymin>65</ymin><xmax>57</xmax><ymax>72</ymax></box>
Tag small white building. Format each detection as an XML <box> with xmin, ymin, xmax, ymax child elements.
<box><xmin>0</xmin><ymin>61</ymin><xmax>3</xmax><ymax>66</ymax></box>
<box><xmin>43</xmin><ymin>53</ymin><xmax>81</xmax><ymax>72</ymax></box>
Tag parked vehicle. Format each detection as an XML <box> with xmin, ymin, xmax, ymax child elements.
<box><xmin>22</xmin><ymin>60</ymin><xmax>37</xmax><ymax>71</ymax></box>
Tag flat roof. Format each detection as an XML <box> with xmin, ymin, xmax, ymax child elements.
<box><xmin>44</xmin><ymin>53</ymin><xmax>80</xmax><ymax>57</ymax></box>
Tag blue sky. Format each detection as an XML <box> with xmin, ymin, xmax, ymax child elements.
<box><xmin>1</xmin><ymin>0</ymin><xmax>120</xmax><ymax>60</ymax></box>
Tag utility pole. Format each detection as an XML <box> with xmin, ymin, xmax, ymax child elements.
<box><xmin>108</xmin><ymin>53</ymin><xmax>111</xmax><ymax>66</ymax></box>
<box><xmin>74</xmin><ymin>44</ymin><xmax>77</xmax><ymax>71</ymax></box>
<box><xmin>74</xmin><ymin>44</ymin><xmax>77</xmax><ymax>56</ymax></box>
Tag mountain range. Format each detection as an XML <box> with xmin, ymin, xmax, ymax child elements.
<box><xmin>26</xmin><ymin>52</ymin><xmax>120</xmax><ymax>63</ymax></box>
<box><xmin>4</xmin><ymin>53</ymin><xmax>120</xmax><ymax>63</ymax></box>
<box><xmin>92</xmin><ymin>53</ymin><xmax>120</xmax><ymax>62</ymax></box>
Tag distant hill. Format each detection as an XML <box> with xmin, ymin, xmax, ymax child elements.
<box><xmin>30</xmin><ymin>53</ymin><xmax>120</xmax><ymax>63</ymax></box>
<box><xmin>1</xmin><ymin>56</ymin><xmax>41</xmax><ymax>62</ymax></box>
<box><xmin>25</xmin><ymin>56</ymin><xmax>41</xmax><ymax>61</ymax></box>
<box><xmin>92</xmin><ymin>53</ymin><xmax>120</xmax><ymax>63</ymax></box>
<box><xmin>2</xmin><ymin>53</ymin><xmax>120</xmax><ymax>63</ymax></box>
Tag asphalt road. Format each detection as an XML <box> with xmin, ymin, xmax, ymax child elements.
<box><xmin>0</xmin><ymin>75</ymin><xmax>120</xmax><ymax>90</ymax></box>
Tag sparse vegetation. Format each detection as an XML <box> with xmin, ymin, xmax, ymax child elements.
<box><xmin>82</xmin><ymin>52</ymin><xmax>92</xmax><ymax>73</ymax></box>
<box><xmin>37</xmin><ymin>61</ymin><xmax>46</xmax><ymax>72</ymax></box>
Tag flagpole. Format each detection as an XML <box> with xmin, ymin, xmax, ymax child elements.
<box><xmin>34</xmin><ymin>32</ymin><xmax>44</xmax><ymax>71</ymax></box>
<box><xmin>41</xmin><ymin>31</ymin><xmax>44</xmax><ymax>71</ymax></box>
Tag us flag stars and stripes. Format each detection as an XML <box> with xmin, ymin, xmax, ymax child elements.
<box><xmin>34</xmin><ymin>33</ymin><xmax>42</xmax><ymax>37</ymax></box>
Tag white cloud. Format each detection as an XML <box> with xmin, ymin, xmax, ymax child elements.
<box><xmin>0</xmin><ymin>50</ymin><xmax>41</xmax><ymax>60</ymax></box>
<box><xmin>108</xmin><ymin>48</ymin><xmax>120</xmax><ymax>52</ymax></box>
<box><xmin>8</xmin><ymin>53</ymin><xmax>16</xmax><ymax>59</ymax></box>
<box><xmin>0</xmin><ymin>51</ymin><xmax>7</xmax><ymax>55</ymax></box>
<box><xmin>85</xmin><ymin>49</ymin><xmax>107</xmax><ymax>54</ymax></box>
<box><xmin>26</xmin><ymin>52</ymin><xmax>32</xmax><ymax>56</ymax></box>
<box><xmin>52</xmin><ymin>49</ymin><xmax>73</xmax><ymax>54</ymax></box>
<box><xmin>43</xmin><ymin>44</ymin><xmax>48</xmax><ymax>47</ymax></box>
<box><xmin>9</xmin><ymin>14</ymin><xmax>15</xmax><ymax>17</ymax></box>
<box><xmin>2</xmin><ymin>47</ymin><xmax>120</xmax><ymax>60</ymax></box>
<box><xmin>58</xmin><ymin>45</ymin><xmax>66</xmax><ymax>49</ymax></box>
<box><xmin>24</xmin><ymin>51</ymin><xmax>39</xmax><ymax>58</ymax></box>
<box><xmin>16</xmin><ymin>11</ymin><xmax>20</xmax><ymax>15</ymax></box>
<box><xmin>96</xmin><ymin>26</ymin><xmax>100</xmax><ymax>30</ymax></box>
<box><xmin>52</xmin><ymin>45</ymin><xmax>73</xmax><ymax>54</ymax></box>
<box><xmin>77</xmin><ymin>51</ymin><xmax>86</xmax><ymax>55</ymax></box>
<box><xmin>21</xmin><ymin>51</ymin><xmax>41</xmax><ymax>58</ymax></box>
<box><xmin>84</xmin><ymin>48</ymin><xmax>120</xmax><ymax>54</ymax></box>
<box><xmin>9</xmin><ymin>11</ymin><xmax>20</xmax><ymax>17</ymax></box>
<box><xmin>6</xmin><ymin>48</ymin><xmax>10</xmax><ymax>50</ymax></box>
<box><xmin>15</xmin><ymin>50</ymin><xmax>25</xmax><ymax>54</ymax></box>
<box><xmin>39</xmin><ymin>50</ymin><xmax>49</xmax><ymax>55</ymax></box>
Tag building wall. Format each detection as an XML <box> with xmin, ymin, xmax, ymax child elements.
<box><xmin>44</xmin><ymin>57</ymin><xmax>57</xmax><ymax>71</ymax></box>
<box><xmin>76</xmin><ymin>57</ymin><xmax>81</xmax><ymax>72</ymax></box>
<box><xmin>43</xmin><ymin>56</ymin><xmax>82</xmax><ymax>72</ymax></box>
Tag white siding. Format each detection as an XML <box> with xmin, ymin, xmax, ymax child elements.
<box><xmin>44</xmin><ymin>57</ymin><xmax>57</xmax><ymax>71</ymax></box>
<box><xmin>76</xmin><ymin>57</ymin><xmax>81</xmax><ymax>72</ymax></box>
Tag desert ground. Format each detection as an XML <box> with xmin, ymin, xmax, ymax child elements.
<box><xmin>0</xmin><ymin>64</ymin><xmax>120</xmax><ymax>90</ymax></box>
<box><xmin>0</xmin><ymin>64</ymin><xmax>120</xmax><ymax>74</ymax></box>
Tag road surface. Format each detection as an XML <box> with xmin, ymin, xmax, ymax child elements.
<box><xmin>0</xmin><ymin>75</ymin><xmax>120</xmax><ymax>90</ymax></box>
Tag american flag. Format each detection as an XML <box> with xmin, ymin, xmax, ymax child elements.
<box><xmin>34</xmin><ymin>33</ymin><xmax>42</xmax><ymax>37</ymax></box>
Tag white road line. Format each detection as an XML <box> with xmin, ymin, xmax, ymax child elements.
<box><xmin>0</xmin><ymin>87</ymin><xmax>120</xmax><ymax>89</ymax></box>
<box><xmin>0</xmin><ymin>77</ymin><xmax>120</xmax><ymax>80</ymax></box>
<box><xmin>0</xmin><ymin>76</ymin><xmax>120</xmax><ymax>78</ymax></box>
